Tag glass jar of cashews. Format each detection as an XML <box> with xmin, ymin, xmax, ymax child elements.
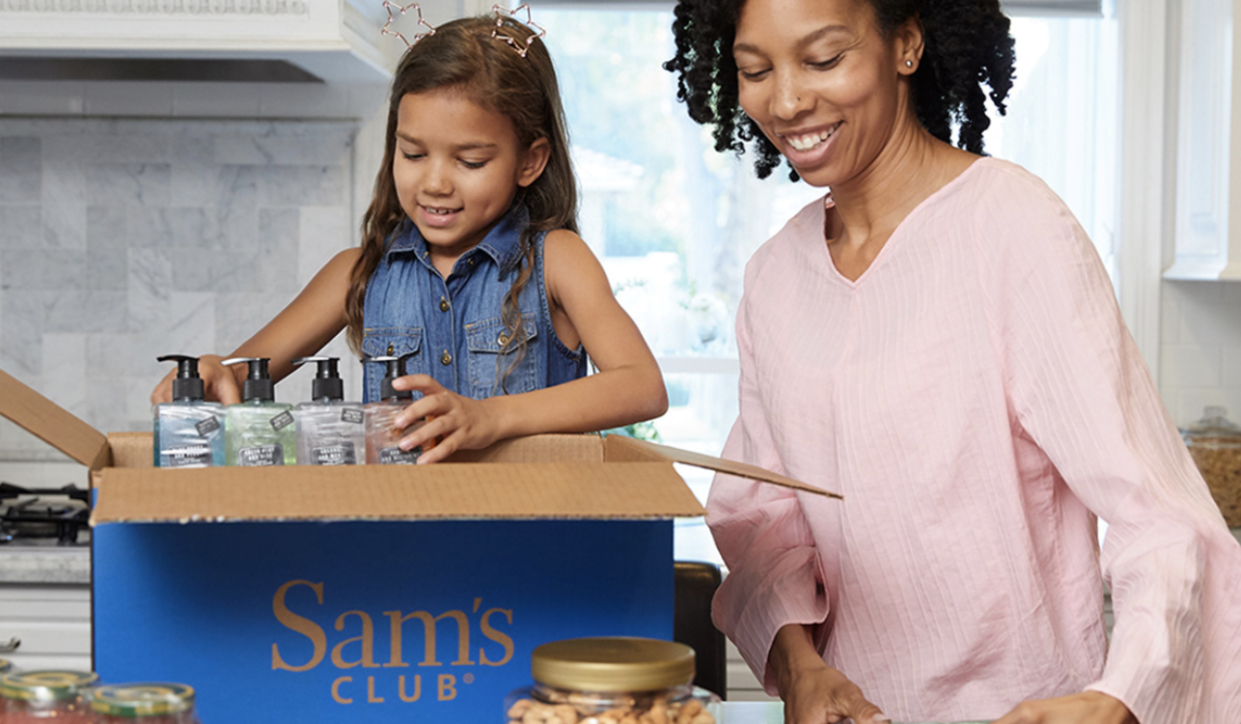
<box><xmin>504</xmin><ymin>637</ymin><xmax>721</xmax><ymax>724</ymax></box>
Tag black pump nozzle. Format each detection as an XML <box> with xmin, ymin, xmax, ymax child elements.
<box><xmin>366</xmin><ymin>353</ymin><xmax>415</xmax><ymax>401</ymax></box>
<box><xmin>221</xmin><ymin>357</ymin><xmax>275</xmax><ymax>402</ymax></box>
<box><xmin>157</xmin><ymin>354</ymin><xmax>205</xmax><ymax>401</ymax></box>
<box><xmin>291</xmin><ymin>357</ymin><xmax>344</xmax><ymax>401</ymax></box>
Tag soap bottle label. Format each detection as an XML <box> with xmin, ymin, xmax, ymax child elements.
<box><xmin>239</xmin><ymin>444</ymin><xmax>285</xmax><ymax>467</ymax></box>
<box><xmin>379</xmin><ymin>446</ymin><xmax>421</xmax><ymax>465</ymax></box>
<box><xmin>164</xmin><ymin>444</ymin><xmax>214</xmax><ymax>469</ymax></box>
<box><xmin>195</xmin><ymin>417</ymin><xmax>221</xmax><ymax>437</ymax></box>
<box><xmin>341</xmin><ymin>409</ymin><xmax>364</xmax><ymax>425</ymax></box>
<box><xmin>312</xmin><ymin>443</ymin><xmax>357</xmax><ymax>466</ymax></box>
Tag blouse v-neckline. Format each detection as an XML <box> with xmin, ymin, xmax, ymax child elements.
<box><xmin>820</xmin><ymin>157</ymin><xmax>988</xmax><ymax>288</ymax></box>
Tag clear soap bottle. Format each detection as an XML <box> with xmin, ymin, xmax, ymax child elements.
<box><xmin>364</xmin><ymin>354</ymin><xmax>430</xmax><ymax>465</ymax></box>
<box><xmin>291</xmin><ymin>356</ymin><xmax>366</xmax><ymax>466</ymax></box>
<box><xmin>221</xmin><ymin>357</ymin><xmax>297</xmax><ymax>466</ymax></box>
<box><xmin>152</xmin><ymin>355</ymin><xmax>225</xmax><ymax>468</ymax></box>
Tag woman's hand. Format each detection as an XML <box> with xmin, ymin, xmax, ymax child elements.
<box><xmin>150</xmin><ymin>354</ymin><xmax>242</xmax><ymax>406</ymax></box>
<box><xmin>769</xmin><ymin>624</ymin><xmax>888</xmax><ymax>724</ymax></box>
<box><xmin>390</xmin><ymin>375</ymin><xmax>500</xmax><ymax>465</ymax></box>
<box><xmin>779</xmin><ymin>661</ymin><xmax>889</xmax><ymax>724</ymax></box>
<box><xmin>991</xmin><ymin>691</ymin><xmax>1137</xmax><ymax>724</ymax></box>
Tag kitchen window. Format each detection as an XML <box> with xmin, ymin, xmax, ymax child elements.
<box><xmin>533</xmin><ymin>3</ymin><xmax>1120</xmax><ymax>563</ymax></box>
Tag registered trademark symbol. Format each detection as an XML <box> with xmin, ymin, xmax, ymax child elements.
<box><xmin>463</xmin><ymin>673</ymin><xmax>475</xmax><ymax>684</ymax></box>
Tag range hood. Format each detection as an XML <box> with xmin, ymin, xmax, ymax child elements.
<box><xmin>0</xmin><ymin>0</ymin><xmax>424</xmax><ymax>84</ymax></box>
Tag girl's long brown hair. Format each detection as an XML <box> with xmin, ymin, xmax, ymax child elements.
<box><xmin>346</xmin><ymin>14</ymin><xmax>579</xmax><ymax>388</ymax></box>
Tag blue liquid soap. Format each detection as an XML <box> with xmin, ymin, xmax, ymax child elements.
<box><xmin>291</xmin><ymin>356</ymin><xmax>366</xmax><ymax>465</ymax></box>
<box><xmin>221</xmin><ymin>357</ymin><xmax>296</xmax><ymax>466</ymax></box>
<box><xmin>152</xmin><ymin>355</ymin><xmax>225</xmax><ymax>468</ymax></box>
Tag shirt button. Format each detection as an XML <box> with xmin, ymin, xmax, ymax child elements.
<box><xmin>441</xmin><ymin>351</ymin><xmax>452</xmax><ymax>366</ymax></box>
<box><xmin>439</xmin><ymin>297</ymin><xmax>450</xmax><ymax>312</ymax></box>
<box><xmin>498</xmin><ymin>333</ymin><xmax>510</xmax><ymax>347</ymax></box>
<box><xmin>387</xmin><ymin>343</ymin><xmax>394</xmax><ymax>355</ymax></box>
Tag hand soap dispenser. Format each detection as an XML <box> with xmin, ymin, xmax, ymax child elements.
<box><xmin>364</xmin><ymin>354</ymin><xmax>430</xmax><ymax>465</ymax></box>
<box><xmin>291</xmin><ymin>356</ymin><xmax>366</xmax><ymax>466</ymax></box>
<box><xmin>221</xmin><ymin>357</ymin><xmax>296</xmax><ymax>466</ymax></box>
<box><xmin>152</xmin><ymin>355</ymin><xmax>225</xmax><ymax>468</ymax></box>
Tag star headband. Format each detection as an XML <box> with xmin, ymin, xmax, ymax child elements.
<box><xmin>380</xmin><ymin>1</ymin><xmax>436</xmax><ymax>49</ymax></box>
<box><xmin>379</xmin><ymin>1</ymin><xmax>546</xmax><ymax>58</ymax></box>
<box><xmin>489</xmin><ymin>4</ymin><xmax>546</xmax><ymax>58</ymax></box>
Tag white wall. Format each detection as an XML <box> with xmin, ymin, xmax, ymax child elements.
<box><xmin>1159</xmin><ymin>281</ymin><xmax>1241</xmax><ymax>427</ymax></box>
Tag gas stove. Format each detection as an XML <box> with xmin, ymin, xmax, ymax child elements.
<box><xmin>0</xmin><ymin>482</ymin><xmax>90</xmax><ymax>546</ymax></box>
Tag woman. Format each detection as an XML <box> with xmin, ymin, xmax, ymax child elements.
<box><xmin>664</xmin><ymin>0</ymin><xmax>1241</xmax><ymax>722</ymax></box>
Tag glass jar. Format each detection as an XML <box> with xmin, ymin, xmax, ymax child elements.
<box><xmin>0</xmin><ymin>660</ymin><xmax>11</xmax><ymax>675</ymax></box>
<box><xmin>0</xmin><ymin>670</ymin><xmax>98</xmax><ymax>721</ymax></box>
<box><xmin>1182</xmin><ymin>406</ymin><xmax>1241</xmax><ymax>527</ymax></box>
<box><xmin>504</xmin><ymin>637</ymin><xmax>721</xmax><ymax>724</ymax></box>
<box><xmin>88</xmin><ymin>682</ymin><xmax>200</xmax><ymax>724</ymax></box>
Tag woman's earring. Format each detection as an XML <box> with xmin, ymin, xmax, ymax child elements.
<box><xmin>905</xmin><ymin>60</ymin><xmax>914</xmax><ymax>68</ymax></box>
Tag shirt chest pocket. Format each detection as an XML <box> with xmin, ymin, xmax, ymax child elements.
<box><xmin>465</xmin><ymin>315</ymin><xmax>538</xmax><ymax>399</ymax></box>
<box><xmin>361</xmin><ymin>328</ymin><xmax>424</xmax><ymax>401</ymax></box>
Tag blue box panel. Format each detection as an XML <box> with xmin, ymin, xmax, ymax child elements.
<box><xmin>94</xmin><ymin>519</ymin><xmax>673</xmax><ymax>724</ymax></box>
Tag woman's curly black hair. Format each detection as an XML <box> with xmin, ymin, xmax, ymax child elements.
<box><xmin>663</xmin><ymin>0</ymin><xmax>1016</xmax><ymax>179</ymax></box>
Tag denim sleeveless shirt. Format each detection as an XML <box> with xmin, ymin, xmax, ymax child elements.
<box><xmin>360</xmin><ymin>205</ymin><xmax>587</xmax><ymax>403</ymax></box>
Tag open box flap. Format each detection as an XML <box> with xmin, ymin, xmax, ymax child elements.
<box><xmin>0</xmin><ymin>367</ymin><xmax>109</xmax><ymax>471</ymax></box>
<box><xmin>90</xmin><ymin>461</ymin><xmax>708</xmax><ymax>524</ymax></box>
<box><xmin>605</xmin><ymin>436</ymin><xmax>842</xmax><ymax>499</ymax></box>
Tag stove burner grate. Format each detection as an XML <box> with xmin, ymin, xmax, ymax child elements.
<box><xmin>0</xmin><ymin>482</ymin><xmax>91</xmax><ymax>546</ymax></box>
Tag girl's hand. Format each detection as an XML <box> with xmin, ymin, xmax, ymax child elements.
<box><xmin>150</xmin><ymin>354</ymin><xmax>242</xmax><ymax>406</ymax></box>
<box><xmin>779</xmin><ymin>661</ymin><xmax>889</xmax><ymax>724</ymax></box>
<box><xmin>390</xmin><ymin>375</ymin><xmax>500</xmax><ymax>465</ymax></box>
<box><xmin>990</xmin><ymin>692</ymin><xmax>1136</xmax><ymax>724</ymax></box>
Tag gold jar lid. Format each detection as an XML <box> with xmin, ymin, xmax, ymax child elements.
<box><xmin>531</xmin><ymin>637</ymin><xmax>695</xmax><ymax>692</ymax></box>
<box><xmin>90</xmin><ymin>682</ymin><xmax>196</xmax><ymax>717</ymax></box>
<box><xmin>0</xmin><ymin>670</ymin><xmax>98</xmax><ymax>702</ymax></box>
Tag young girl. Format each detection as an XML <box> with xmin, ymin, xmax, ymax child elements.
<box><xmin>151</xmin><ymin>13</ymin><xmax>668</xmax><ymax>464</ymax></box>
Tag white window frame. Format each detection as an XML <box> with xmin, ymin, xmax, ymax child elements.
<box><xmin>1115</xmin><ymin>0</ymin><xmax>1171</xmax><ymax>380</ymax></box>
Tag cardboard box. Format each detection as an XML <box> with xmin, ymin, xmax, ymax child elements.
<box><xmin>0</xmin><ymin>368</ymin><xmax>829</xmax><ymax>723</ymax></box>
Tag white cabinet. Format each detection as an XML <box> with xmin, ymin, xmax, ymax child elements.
<box><xmin>1166</xmin><ymin>0</ymin><xmax>1241</xmax><ymax>280</ymax></box>
<box><xmin>0</xmin><ymin>583</ymin><xmax>92</xmax><ymax>671</ymax></box>
<box><xmin>0</xmin><ymin>0</ymin><xmax>474</xmax><ymax>84</ymax></box>
<box><xmin>0</xmin><ymin>0</ymin><xmax>388</xmax><ymax>83</ymax></box>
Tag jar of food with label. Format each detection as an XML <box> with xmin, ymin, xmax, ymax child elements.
<box><xmin>0</xmin><ymin>669</ymin><xmax>98</xmax><ymax>721</ymax></box>
<box><xmin>88</xmin><ymin>682</ymin><xmax>199</xmax><ymax>724</ymax></box>
<box><xmin>504</xmin><ymin>637</ymin><xmax>721</xmax><ymax>724</ymax></box>
<box><xmin>0</xmin><ymin>660</ymin><xmax>11</xmax><ymax>675</ymax></box>
<box><xmin>1182</xmin><ymin>405</ymin><xmax>1241</xmax><ymax>527</ymax></box>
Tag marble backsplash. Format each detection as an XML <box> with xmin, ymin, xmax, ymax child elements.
<box><xmin>0</xmin><ymin>118</ymin><xmax>365</xmax><ymax>460</ymax></box>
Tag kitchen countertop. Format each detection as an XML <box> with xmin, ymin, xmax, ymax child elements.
<box><xmin>1</xmin><ymin>527</ymin><xmax>1237</xmax><ymax>594</ymax></box>
<box><xmin>720</xmin><ymin>703</ymin><xmax>986</xmax><ymax>723</ymax></box>
<box><xmin>1</xmin><ymin>528</ymin><xmax>1239</xmax><ymax>588</ymax></box>
<box><xmin>720</xmin><ymin>703</ymin><xmax>782</xmax><ymax>723</ymax></box>
<box><xmin>0</xmin><ymin>543</ymin><xmax>90</xmax><ymax>584</ymax></box>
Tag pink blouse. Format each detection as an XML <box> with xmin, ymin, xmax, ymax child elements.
<box><xmin>708</xmin><ymin>158</ymin><xmax>1241</xmax><ymax>723</ymax></box>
